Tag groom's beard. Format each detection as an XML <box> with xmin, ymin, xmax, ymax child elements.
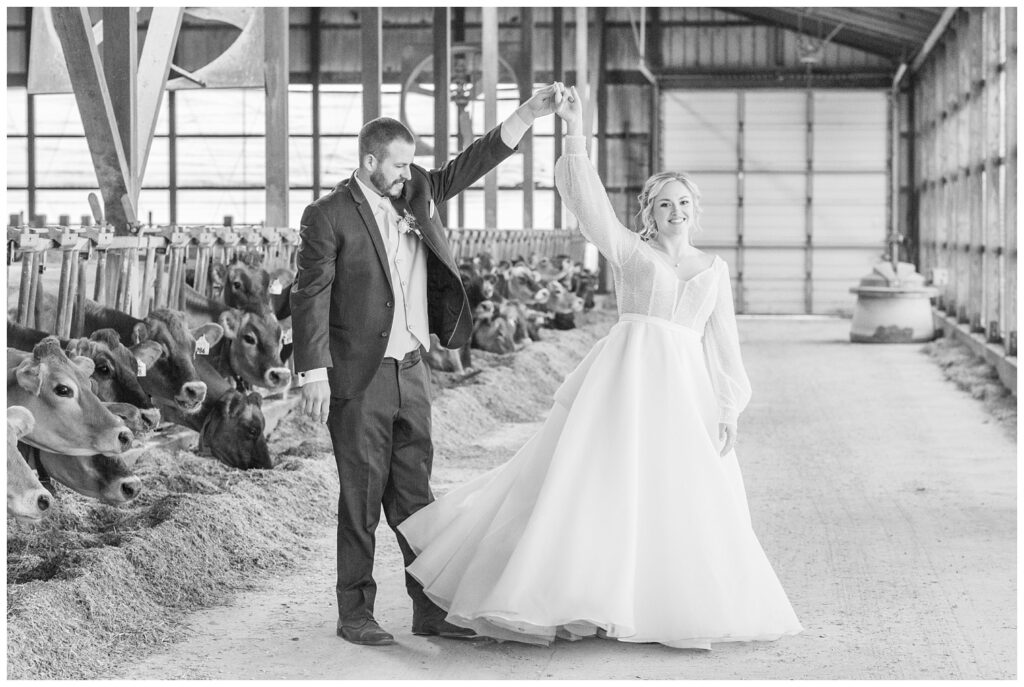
<box><xmin>370</xmin><ymin>169</ymin><xmax>404</xmax><ymax>198</ymax></box>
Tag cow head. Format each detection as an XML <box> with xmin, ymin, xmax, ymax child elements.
<box><xmin>217</xmin><ymin>309</ymin><xmax>292</xmax><ymax>390</ymax></box>
<box><xmin>199</xmin><ymin>390</ymin><xmax>273</xmax><ymax>470</ymax></box>
<box><xmin>37</xmin><ymin>449</ymin><xmax>142</xmax><ymax>505</ymax></box>
<box><xmin>471</xmin><ymin>301</ymin><xmax>516</xmax><ymax>354</ymax></box>
<box><xmin>7</xmin><ymin>406</ymin><xmax>53</xmax><ymax>520</ymax></box>
<box><xmin>131</xmin><ymin>309</ymin><xmax>222</xmax><ymax>414</ymax></box>
<box><xmin>224</xmin><ymin>251</ymin><xmax>273</xmax><ymax>315</ymax></box>
<box><xmin>64</xmin><ymin>328</ymin><xmax>159</xmax><ymax>418</ymax></box>
<box><xmin>8</xmin><ymin>338</ymin><xmax>133</xmax><ymax>456</ymax></box>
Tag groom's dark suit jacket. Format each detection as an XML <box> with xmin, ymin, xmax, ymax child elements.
<box><xmin>291</xmin><ymin>125</ymin><xmax>516</xmax><ymax>399</ymax></box>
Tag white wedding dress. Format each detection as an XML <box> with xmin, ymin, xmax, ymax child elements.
<box><xmin>398</xmin><ymin>135</ymin><xmax>803</xmax><ymax>649</ymax></box>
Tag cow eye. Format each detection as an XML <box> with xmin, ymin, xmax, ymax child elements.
<box><xmin>95</xmin><ymin>364</ymin><xmax>111</xmax><ymax>376</ymax></box>
<box><xmin>54</xmin><ymin>384</ymin><xmax>74</xmax><ymax>398</ymax></box>
<box><xmin>243</xmin><ymin>333</ymin><xmax>258</xmax><ymax>346</ymax></box>
<box><xmin>247</xmin><ymin>425</ymin><xmax>261</xmax><ymax>438</ymax></box>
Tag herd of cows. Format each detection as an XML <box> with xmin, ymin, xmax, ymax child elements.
<box><xmin>6</xmin><ymin>248</ymin><xmax>597</xmax><ymax>523</ymax></box>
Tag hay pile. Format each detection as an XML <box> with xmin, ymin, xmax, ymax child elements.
<box><xmin>922</xmin><ymin>336</ymin><xmax>1016</xmax><ymax>438</ymax></box>
<box><xmin>7</xmin><ymin>307</ymin><xmax>617</xmax><ymax>679</ymax></box>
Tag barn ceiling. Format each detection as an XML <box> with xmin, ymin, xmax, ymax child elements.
<box><xmin>719</xmin><ymin>7</ymin><xmax>948</xmax><ymax>64</ymax></box>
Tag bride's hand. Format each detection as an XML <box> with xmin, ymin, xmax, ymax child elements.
<box><xmin>555</xmin><ymin>84</ymin><xmax>583</xmax><ymax>134</ymax></box>
<box><xmin>719</xmin><ymin>423</ymin><xmax>737</xmax><ymax>456</ymax></box>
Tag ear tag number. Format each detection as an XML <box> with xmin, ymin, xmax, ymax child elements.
<box><xmin>137</xmin><ymin>360</ymin><xmax>147</xmax><ymax>377</ymax></box>
<box><xmin>195</xmin><ymin>335</ymin><xmax>210</xmax><ymax>356</ymax></box>
<box><xmin>269</xmin><ymin>279</ymin><xmax>283</xmax><ymax>295</ymax></box>
<box><xmin>281</xmin><ymin>328</ymin><xmax>293</xmax><ymax>345</ymax></box>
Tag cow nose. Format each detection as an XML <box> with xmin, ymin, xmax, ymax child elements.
<box><xmin>182</xmin><ymin>381</ymin><xmax>208</xmax><ymax>404</ymax></box>
<box><xmin>140</xmin><ymin>407</ymin><xmax>161</xmax><ymax>430</ymax></box>
<box><xmin>117</xmin><ymin>428</ymin><xmax>134</xmax><ymax>452</ymax></box>
<box><xmin>119</xmin><ymin>477</ymin><xmax>142</xmax><ymax>501</ymax></box>
<box><xmin>37</xmin><ymin>493</ymin><xmax>52</xmax><ymax>512</ymax></box>
<box><xmin>265</xmin><ymin>368</ymin><xmax>292</xmax><ymax>389</ymax></box>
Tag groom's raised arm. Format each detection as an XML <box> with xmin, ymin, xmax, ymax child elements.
<box><xmin>425</xmin><ymin>83</ymin><xmax>559</xmax><ymax>204</ymax></box>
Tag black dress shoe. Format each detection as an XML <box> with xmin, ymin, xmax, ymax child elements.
<box><xmin>412</xmin><ymin>616</ymin><xmax>477</xmax><ymax>639</ymax></box>
<box><xmin>337</xmin><ymin>619</ymin><xmax>395</xmax><ymax>646</ymax></box>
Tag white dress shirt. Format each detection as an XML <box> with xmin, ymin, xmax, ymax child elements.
<box><xmin>298</xmin><ymin>107</ymin><xmax>535</xmax><ymax>386</ymax></box>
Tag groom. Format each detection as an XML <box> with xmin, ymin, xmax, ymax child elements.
<box><xmin>291</xmin><ymin>84</ymin><xmax>562</xmax><ymax>646</ymax></box>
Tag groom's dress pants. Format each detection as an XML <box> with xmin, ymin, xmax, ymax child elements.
<box><xmin>327</xmin><ymin>349</ymin><xmax>438</xmax><ymax>624</ymax></box>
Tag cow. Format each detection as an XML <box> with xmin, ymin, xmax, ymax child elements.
<box><xmin>535</xmin><ymin>279</ymin><xmax>585</xmax><ymax>330</ymax></box>
<box><xmin>207</xmin><ymin>309</ymin><xmax>291</xmax><ymax>391</ymax></box>
<box><xmin>158</xmin><ymin>360</ymin><xmax>273</xmax><ymax>470</ymax></box>
<box><xmin>182</xmin><ymin>287</ymin><xmax>291</xmax><ymax>391</ymax></box>
<box><xmin>82</xmin><ymin>303</ymin><xmax>222</xmax><ymax>415</ymax></box>
<box><xmin>471</xmin><ymin>301</ymin><xmax>517</xmax><ymax>354</ymax></box>
<box><xmin>8</xmin><ymin>321</ymin><xmax>162</xmax><ymax>432</ymax></box>
<box><xmin>7</xmin><ymin>338</ymin><xmax>133</xmax><ymax>456</ymax></box>
<box><xmin>30</xmin><ymin>449</ymin><xmax>142</xmax><ymax>505</ymax></box>
<box><xmin>7</xmin><ymin>406</ymin><xmax>53</xmax><ymax>521</ymax></box>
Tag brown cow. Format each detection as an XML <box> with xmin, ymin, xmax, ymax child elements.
<box><xmin>83</xmin><ymin>303</ymin><xmax>222</xmax><ymax>414</ymax></box>
<box><xmin>207</xmin><ymin>309</ymin><xmax>291</xmax><ymax>391</ymax></box>
<box><xmin>33</xmin><ymin>449</ymin><xmax>142</xmax><ymax>505</ymax></box>
<box><xmin>7</xmin><ymin>339</ymin><xmax>133</xmax><ymax>456</ymax></box>
<box><xmin>471</xmin><ymin>301</ymin><xmax>517</xmax><ymax>354</ymax></box>
<box><xmin>158</xmin><ymin>358</ymin><xmax>273</xmax><ymax>470</ymax></box>
<box><xmin>7</xmin><ymin>406</ymin><xmax>53</xmax><ymax>520</ymax></box>
<box><xmin>8</xmin><ymin>321</ymin><xmax>162</xmax><ymax>431</ymax></box>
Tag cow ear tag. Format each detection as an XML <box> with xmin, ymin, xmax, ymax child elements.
<box><xmin>269</xmin><ymin>278</ymin><xmax>283</xmax><ymax>295</ymax></box>
<box><xmin>195</xmin><ymin>335</ymin><xmax>210</xmax><ymax>356</ymax></box>
<box><xmin>281</xmin><ymin>328</ymin><xmax>293</xmax><ymax>345</ymax></box>
<box><xmin>137</xmin><ymin>359</ymin><xmax>147</xmax><ymax>377</ymax></box>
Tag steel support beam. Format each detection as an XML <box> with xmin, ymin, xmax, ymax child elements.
<box><xmin>552</xmin><ymin>8</ymin><xmax>564</xmax><ymax>229</ymax></box>
<box><xmin>265</xmin><ymin>7</ymin><xmax>289</xmax><ymax>226</ymax></box>
<box><xmin>482</xmin><ymin>6</ymin><xmax>498</xmax><ymax>229</ymax></box>
<box><xmin>51</xmin><ymin>7</ymin><xmax>133</xmax><ymax>234</ymax></box>
<box><xmin>136</xmin><ymin>7</ymin><xmax>182</xmax><ymax>185</ymax></box>
<box><xmin>361</xmin><ymin>8</ymin><xmax>382</xmax><ymax>123</ymax></box>
<box><xmin>103</xmin><ymin>8</ymin><xmax>138</xmax><ymax>201</ymax></box>
<box><xmin>519</xmin><ymin>8</ymin><xmax>534</xmax><ymax>228</ymax></box>
<box><xmin>433</xmin><ymin>7</ymin><xmax>451</xmax><ymax>225</ymax></box>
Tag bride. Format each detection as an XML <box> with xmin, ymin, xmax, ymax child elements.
<box><xmin>398</xmin><ymin>84</ymin><xmax>803</xmax><ymax>649</ymax></box>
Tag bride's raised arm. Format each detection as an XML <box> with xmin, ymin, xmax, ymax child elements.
<box><xmin>554</xmin><ymin>137</ymin><xmax>640</xmax><ymax>267</ymax></box>
<box><xmin>551</xmin><ymin>85</ymin><xmax>639</xmax><ymax>267</ymax></box>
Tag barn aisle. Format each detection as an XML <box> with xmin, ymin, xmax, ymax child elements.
<box><xmin>116</xmin><ymin>317</ymin><xmax>1016</xmax><ymax>680</ymax></box>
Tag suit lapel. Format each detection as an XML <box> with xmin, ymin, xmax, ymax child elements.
<box><xmin>391</xmin><ymin>192</ymin><xmax>458</xmax><ymax>275</ymax></box>
<box><xmin>345</xmin><ymin>172</ymin><xmax>393</xmax><ymax>292</ymax></box>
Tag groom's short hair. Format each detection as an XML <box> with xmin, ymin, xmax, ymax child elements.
<box><xmin>359</xmin><ymin>117</ymin><xmax>415</xmax><ymax>163</ymax></box>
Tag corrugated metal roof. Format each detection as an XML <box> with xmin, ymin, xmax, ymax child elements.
<box><xmin>719</xmin><ymin>7</ymin><xmax>948</xmax><ymax>63</ymax></box>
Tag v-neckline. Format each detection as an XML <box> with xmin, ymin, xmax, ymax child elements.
<box><xmin>645</xmin><ymin>244</ymin><xmax>717</xmax><ymax>284</ymax></box>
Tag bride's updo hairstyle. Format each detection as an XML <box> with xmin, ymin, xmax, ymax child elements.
<box><xmin>633</xmin><ymin>171</ymin><xmax>703</xmax><ymax>242</ymax></box>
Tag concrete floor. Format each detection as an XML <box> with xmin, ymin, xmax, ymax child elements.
<box><xmin>119</xmin><ymin>317</ymin><xmax>1016</xmax><ymax>680</ymax></box>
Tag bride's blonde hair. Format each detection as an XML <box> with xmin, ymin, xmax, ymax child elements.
<box><xmin>633</xmin><ymin>172</ymin><xmax>703</xmax><ymax>242</ymax></box>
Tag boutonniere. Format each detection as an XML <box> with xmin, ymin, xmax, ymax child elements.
<box><xmin>397</xmin><ymin>210</ymin><xmax>423</xmax><ymax>240</ymax></box>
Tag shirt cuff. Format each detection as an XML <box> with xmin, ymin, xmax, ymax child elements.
<box><xmin>297</xmin><ymin>367</ymin><xmax>329</xmax><ymax>386</ymax></box>
<box><xmin>500</xmin><ymin>107</ymin><xmax>534</xmax><ymax>149</ymax></box>
<box><xmin>564</xmin><ymin>135</ymin><xmax>587</xmax><ymax>155</ymax></box>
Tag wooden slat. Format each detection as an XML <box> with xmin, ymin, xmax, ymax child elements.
<box><xmin>967</xmin><ymin>9</ymin><xmax>985</xmax><ymax>331</ymax></box>
<box><xmin>983</xmin><ymin>7</ymin><xmax>1004</xmax><ymax>342</ymax></box>
<box><xmin>1004</xmin><ymin>7</ymin><xmax>1017</xmax><ymax>354</ymax></box>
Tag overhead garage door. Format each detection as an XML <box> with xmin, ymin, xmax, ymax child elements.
<box><xmin>661</xmin><ymin>89</ymin><xmax>887</xmax><ymax>315</ymax></box>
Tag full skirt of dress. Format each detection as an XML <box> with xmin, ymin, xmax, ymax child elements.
<box><xmin>399</xmin><ymin>314</ymin><xmax>803</xmax><ymax>648</ymax></box>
